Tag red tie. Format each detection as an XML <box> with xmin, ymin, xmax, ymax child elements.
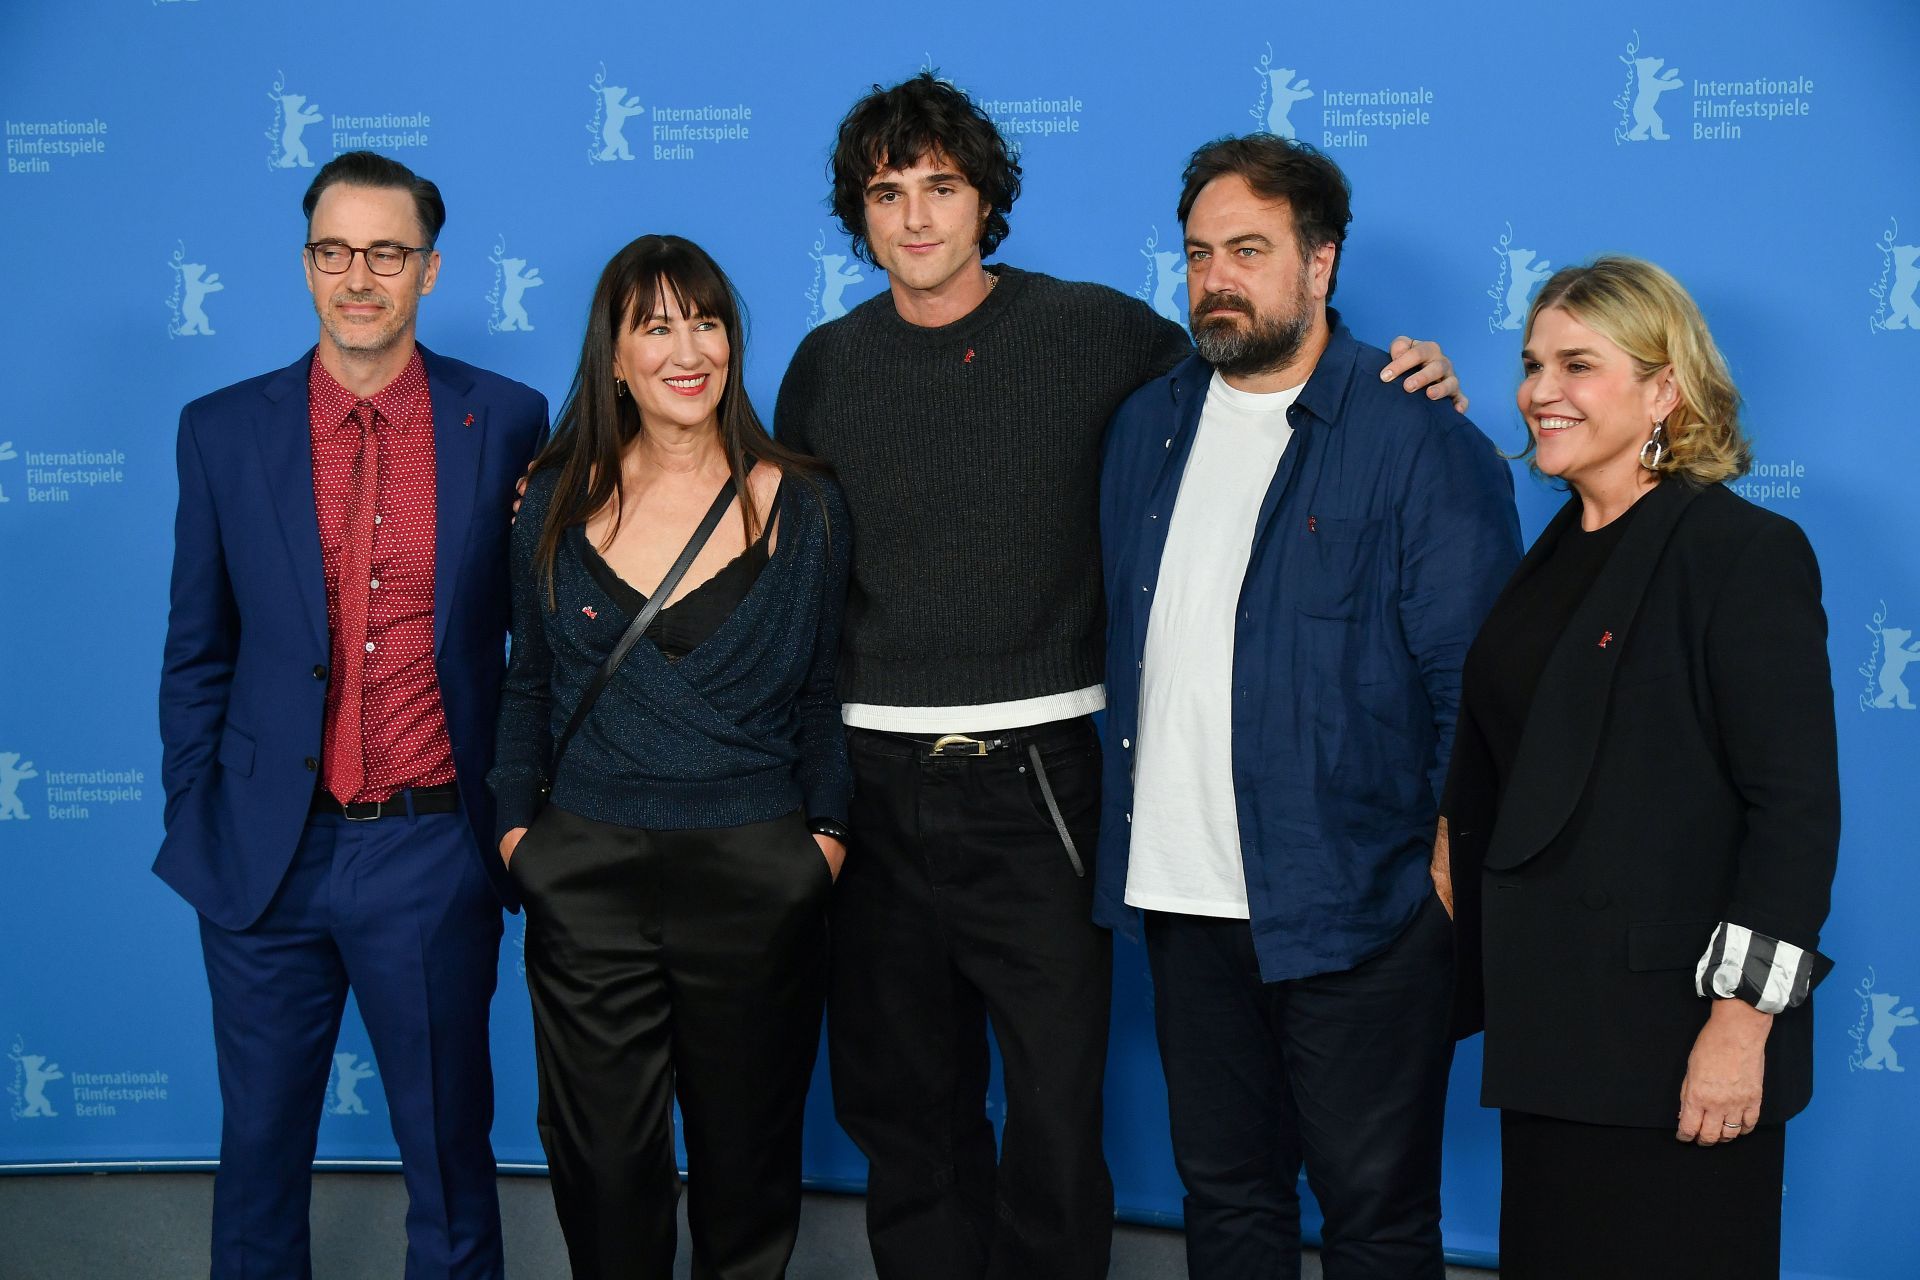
<box><xmin>325</xmin><ymin>402</ymin><xmax>381</xmax><ymax>803</ymax></box>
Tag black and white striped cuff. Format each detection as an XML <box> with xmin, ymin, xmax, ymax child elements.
<box><xmin>1694</xmin><ymin>922</ymin><xmax>1814</xmax><ymax>1014</ymax></box>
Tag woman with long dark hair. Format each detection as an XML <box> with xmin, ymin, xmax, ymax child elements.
<box><xmin>489</xmin><ymin>234</ymin><xmax>850</xmax><ymax>1278</ymax></box>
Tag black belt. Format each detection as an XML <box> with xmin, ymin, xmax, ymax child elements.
<box><xmin>853</xmin><ymin>717</ymin><xmax>1095</xmax><ymax>760</ymax></box>
<box><xmin>311</xmin><ymin>782</ymin><xmax>460</xmax><ymax>821</ymax></box>
<box><xmin>903</xmin><ymin>732</ymin><xmax>1019</xmax><ymax>757</ymax></box>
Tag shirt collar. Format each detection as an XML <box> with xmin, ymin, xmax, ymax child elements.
<box><xmin>1293</xmin><ymin>309</ymin><xmax>1358</xmax><ymax>428</ymax></box>
<box><xmin>1170</xmin><ymin>307</ymin><xmax>1360</xmax><ymax>429</ymax></box>
<box><xmin>309</xmin><ymin>347</ymin><xmax>430</xmax><ymax>434</ymax></box>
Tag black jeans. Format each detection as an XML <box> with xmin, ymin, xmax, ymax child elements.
<box><xmin>829</xmin><ymin>717</ymin><xmax>1114</xmax><ymax>1280</ymax></box>
<box><xmin>513</xmin><ymin>805</ymin><xmax>832</xmax><ymax>1280</ymax></box>
<box><xmin>1144</xmin><ymin>897</ymin><xmax>1455</xmax><ymax>1280</ymax></box>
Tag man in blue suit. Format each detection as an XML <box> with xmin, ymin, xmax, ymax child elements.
<box><xmin>156</xmin><ymin>151</ymin><xmax>547</xmax><ymax>1279</ymax></box>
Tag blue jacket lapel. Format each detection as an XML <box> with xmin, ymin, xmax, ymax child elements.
<box><xmin>256</xmin><ymin>350</ymin><xmax>329</xmax><ymax>649</ymax></box>
<box><xmin>1484</xmin><ymin>479</ymin><xmax>1702</xmax><ymax>871</ymax></box>
<box><xmin>423</xmin><ymin>346</ymin><xmax>480</xmax><ymax>657</ymax></box>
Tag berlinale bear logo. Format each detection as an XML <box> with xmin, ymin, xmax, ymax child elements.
<box><xmin>1860</xmin><ymin>603</ymin><xmax>1920</xmax><ymax>711</ymax></box>
<box><xmin>267</xmin><ymin>73</ymin><xmax>325</xmax><ymax>170</ymax></box>
<box><xmin>1869</xmin><ymin>220</ymin><xmax>1920</xmax><ymax>334</ymax></box>
<box><xmin>8</xmin><ymin>1038</ymin><xmax>62</xmax><ymax>1119</ymax></box>
<box><xmin>1135</xmin><ymin>227</ymin><xmax>1188</xmax><ymax>328</ymax></box>
<box><xmin>806</xmin><ymin>231</ymin><xmax>870</xmax><ymax>330</ymax></box>
<box><xmin>1612</xmin><ymin>33</ymin><xmax>1684</xmax><ymax>145</ymax></box>
<box><xmin>487</xmin><ymin>235</ymin><xmax>544</xmax><ymax>334</ymax></box>
<box><xmin>1864</xmin><ymin>994</ymin><xmax>1918</xmax><ymax>1071</ymax></box>
<box><xmin>1851</xmin><ymin>970</ymin><xmax>1918</xmax><ymax>1073</ymax></box>
<box><xmin>0</xmin><ymin>752</ymin><xmax>37</xmax><ymax>820</ymax></box>
<box><xmin>1627</xmin><ymin>57</ymin><xmax>1683</xmax><ymax>139</ymax></box>
<box><xmin>588</xmin><ymin>64</ymin><xmax>645</xmax><ymax>164</ymax></box>
<box><xmin>816</xmin><ymin>255</ymin><xmax>864</xmax><ymax>322</ymax></box>
<box><xmin>1251</xmin><ymin>44</ymin><xmax>1313</xmax><ymax>141</ymax></box>
<box><xmin>328</xmin><ymin>1052</ymin><xmax>378</xmax><ymax>1116</ymax></box>
<box><xmin>1487</xmin><ymin>225</ymin><xmax>1554</xmax><ymax>333</ymax></box>
<box><xmin>168</xmin><ymin>242</ymin><xmax>223</xmax><ymax>339</ymax></box>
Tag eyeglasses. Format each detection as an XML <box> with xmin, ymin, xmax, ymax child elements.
<box><xmin>305</xmin><ymin>241</ymin><xmax>430</xmax><ymax>276</ymax></box>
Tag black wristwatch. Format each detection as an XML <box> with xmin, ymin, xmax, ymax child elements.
<box><xmin>808</xmin><ymin>817</ymin><xmax>851</xmax><ymax>844</ymax></box>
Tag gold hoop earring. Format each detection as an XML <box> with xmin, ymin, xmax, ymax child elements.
<box><xmin>1638</xmin><ymin>420</ymin><xmax>1667</xmax><ymax>471</ymax></box>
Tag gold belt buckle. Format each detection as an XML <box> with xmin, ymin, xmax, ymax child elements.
<box><xmin>929</xmin><ymin>734</ymin><xmax>988</xmax><ymax>758</ymax></box>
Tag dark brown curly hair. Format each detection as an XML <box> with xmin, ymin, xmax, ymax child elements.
<box><xmin>828</xmin><ymin>72</ymin><xmax>1023</xmax><ymax>267</ymax></box>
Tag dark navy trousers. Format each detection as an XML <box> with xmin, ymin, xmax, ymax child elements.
<box><xmin>198</xmin><ymin>807</ymin><xmax>504</xmax><ymax>1280</ymax></box>
<box><xmin>1144</xmin><ymin>897</ymin><xmax>1455</xmax><ymax>1280</ymax></box>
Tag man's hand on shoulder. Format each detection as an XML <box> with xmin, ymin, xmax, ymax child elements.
<box><xmin>1382</xmin><ymin>337</ymin><xmax>1467</xmax><ymax>414</ymax></box>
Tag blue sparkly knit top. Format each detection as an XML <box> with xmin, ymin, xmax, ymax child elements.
<box><xmin>488</xmin><ymin>465</ymin><xmax>852</xmax><ymax>839</ymax></box>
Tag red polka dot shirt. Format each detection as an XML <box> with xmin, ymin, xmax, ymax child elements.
<box><xmin>308</xmin><ymin>350</ymin><xmax>455</xmax><ymax>802</ymax></box>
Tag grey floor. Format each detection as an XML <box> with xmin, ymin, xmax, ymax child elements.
<box><xmin>0</xmin><ymin>1172</ymin><xmax>1496</xmax><ymax>1277</ymax></box>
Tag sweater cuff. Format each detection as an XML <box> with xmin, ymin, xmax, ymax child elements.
<box><xmin>489</xmin><ymin>773</ymin><xmax>545</xmax><ymax>847</ymax></box>
<box><xmin>1694</xmin><ymin>921</ymin><xmax>1826</xmax><ymax>1014</ymax></box>
<box><xmin>801</xmin><ymin>784</ymin><xmax>850</xmax><ymax>828</ymax></box>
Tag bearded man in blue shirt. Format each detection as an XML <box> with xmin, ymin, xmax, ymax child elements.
<box><xmin>1097</xmin><ymin>134</ymin><xmax>1521</xmax><ymax>1278</ymax></box>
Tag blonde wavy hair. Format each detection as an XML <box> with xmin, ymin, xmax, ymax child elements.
<box><xmin>1520</xmin><ymin>255</ymin><xmax>1751</xmax><ymax>485</ymax></box>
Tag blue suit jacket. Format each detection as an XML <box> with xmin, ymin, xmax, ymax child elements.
<box><xmin>155</xmin><ymin>345</ymin><xmax>548</xmax><ymax>931</ymax></box>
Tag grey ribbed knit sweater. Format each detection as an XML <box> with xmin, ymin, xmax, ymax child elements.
<box><xmin>774</xmin><ymin>265</ymin><xmax>1191</xmax><ymax>708</ymax></box>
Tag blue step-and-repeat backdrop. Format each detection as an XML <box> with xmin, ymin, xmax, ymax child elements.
<box><xmin>2</xmin><ymin>2</ymin><xmax>1917</xmax><ymax>1275</ymax></box>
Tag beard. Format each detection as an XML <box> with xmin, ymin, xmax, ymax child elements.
<box><xmin>319</xmin><ymin>289</ymin><xmax>408</xmax><ymax>354</ymax></box>
<box><xmin>1191</xmin><ymin>280</ymin><xmax>1314</xmax><ymax>377</ymax></box>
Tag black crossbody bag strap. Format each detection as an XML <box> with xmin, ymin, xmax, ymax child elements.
<box><xmin>538</xmin><ymin>473</ymin><xmax>741</xmax><ymax>799</ymax></box>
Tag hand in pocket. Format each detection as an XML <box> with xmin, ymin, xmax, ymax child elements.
<box><xmin>813</xmin><ymin>833</ymin><xmax>846</xmax><ymax>882</ymax></box>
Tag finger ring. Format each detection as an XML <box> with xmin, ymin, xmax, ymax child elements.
<box><xmin>1721</xmin><ymin>1120</ymin><xmax>1742</xmax><ymax>1129</ymax></box>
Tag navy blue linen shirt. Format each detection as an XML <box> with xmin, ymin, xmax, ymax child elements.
<box><xmin>1095</xmin><ymin>319</ymin><xmax>1521</xmax><ymax>982</ymax></box>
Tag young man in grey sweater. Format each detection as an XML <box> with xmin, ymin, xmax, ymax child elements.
<box><xmin>774</xmin><ymin>73</ymin><xmax>1461</xmax><ymax>1280</ymax></box>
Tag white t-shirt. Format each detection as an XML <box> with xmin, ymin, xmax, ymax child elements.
<box><xmin>1124</xmin><ymin>372</ymin><xmax>1300</xmax><ymax>919</ymax></box>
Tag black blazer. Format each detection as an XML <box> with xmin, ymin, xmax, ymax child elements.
<box><xmin>1446</xmin><ymin>480</ymin><xmax>1839</xmax><ymax>1128</ymax></box>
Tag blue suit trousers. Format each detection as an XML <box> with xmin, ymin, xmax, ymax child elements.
<box><xmin>198</xmin><ymin>807</ymin><xmax>504</xmax><ymax>1280</ymax></box>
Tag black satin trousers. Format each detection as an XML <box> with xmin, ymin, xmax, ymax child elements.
<box><xmin>512</xmin><ymin>804</ymin><xmax>832</xmax><ymax>1280</ymax></box>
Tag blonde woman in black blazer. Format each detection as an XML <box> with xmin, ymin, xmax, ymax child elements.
<box><xmin>1433</xmin><ymin>257</ymin><xmax>1839</xmax><ymax>1279</ymax></box>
